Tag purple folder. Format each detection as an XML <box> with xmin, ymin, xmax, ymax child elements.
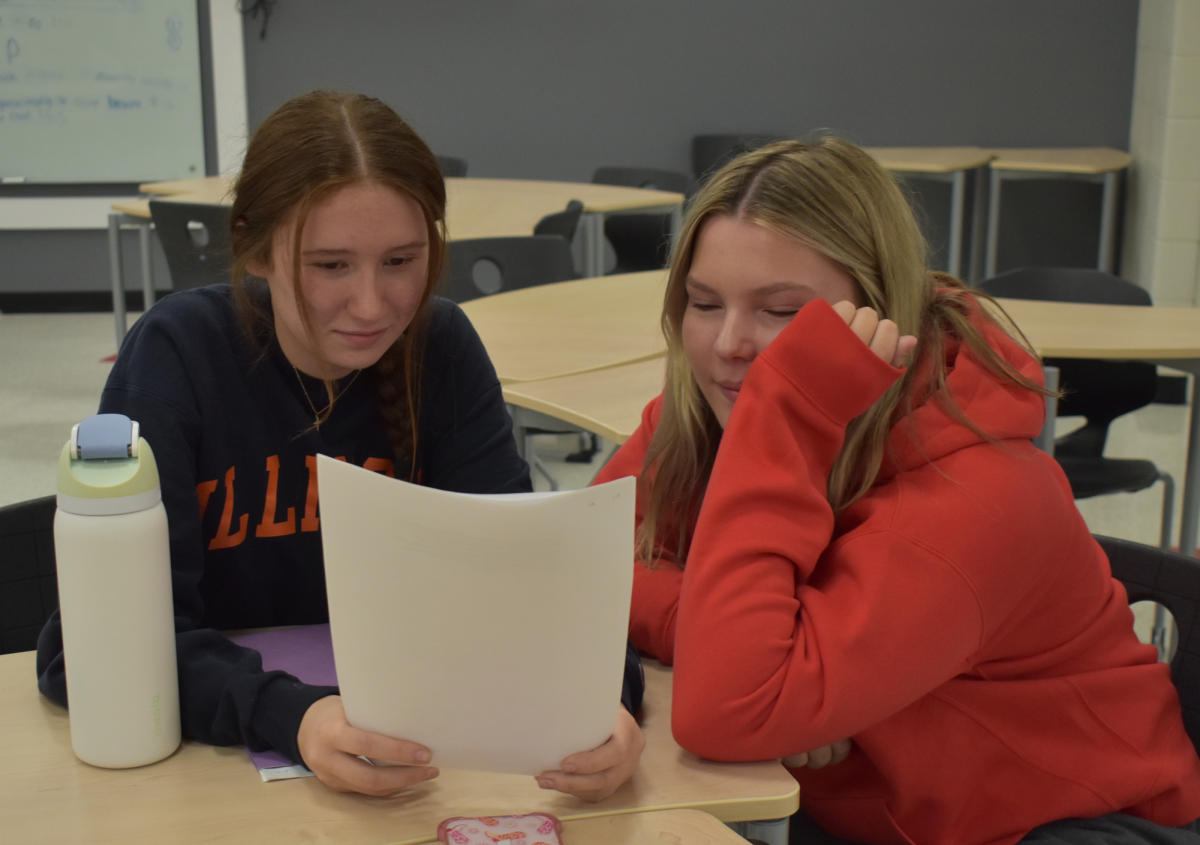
<box><xmin>228</xmin><ymin>624</ymin><xmax>337</xmax><ymax>771</ymax></box>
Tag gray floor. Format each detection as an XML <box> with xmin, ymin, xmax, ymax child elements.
<box><xmin>1</xmin><ymin>310</ymin><xmax>1187</xmax><ymax>644</ymax></box>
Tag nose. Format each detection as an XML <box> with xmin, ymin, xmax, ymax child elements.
<box><xmin>345</xmin><ymin>267</ymin><xmax>388</xmax><ymax>322</ymax></box>
<box><xmin>713</xmin><ymin>310</ymin><xmax>757</xmax><ymax>362</ymax></box>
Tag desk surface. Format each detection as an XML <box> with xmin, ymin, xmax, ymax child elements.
<box><xmin>865</xmin><ymin>146</ymin><xmax>994</xmax><ymax>173</ymax></box>
<box><xmin>994</xmin><ymin>297</ymin><xmax>1200</xmax><ymax>361</ymax></box>
<box><xmin>115</xmin><ymin>177</ymin><xmax>683</xmax><ymax>238</ymax></box>
<box><xmin>988</xmin><ymin>147</ymin><xmax>1133</xmax><ymax>174</ymax></box>
<box><xmin>461</xmin><ymin>270</ymin><xmax>668</xmax><ymax>383</ymax></box>
<box><xmin>557</xmin><ymin>809</ymin><xmax>751</xmax><ymax>843</ymax></box>
<box><xmin>2</xmin><ymin>652</ymin><xmax>797</xmax><ymax>845</ymax></box>
<box><xmin>504</xmin><ymin>357</ymin><xmax>666</xmax><ymax>444</ymax></box>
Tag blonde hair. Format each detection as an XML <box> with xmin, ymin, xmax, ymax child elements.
<box><xmin>229</xmin><ymin>91</ymin><xmax>446</xmax><ymax>477</ymax></box>
<box><xmin>637</xmin><ymin>137</ymin><xmax>1049</xmax><ymax>566</ymax></box>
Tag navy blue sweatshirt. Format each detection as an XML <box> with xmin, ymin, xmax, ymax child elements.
<box><xmin>37</xmin><ymin>284</ymin><xmax>643</xmax><ymax>767</ymax></box>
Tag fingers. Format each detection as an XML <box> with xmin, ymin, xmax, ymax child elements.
<box><xmin>829</xmin><ymin>738</ymin><xmax>853</xmax><ymax>766</ymax></box>
<box><xmin>830</xmin><ymin>301</ymin><xmax>917</xmax><ymax>368</ymax></box>
<box><xmin>536</xmin><ymin>707</ymin><xmax>645</xmax><ymax>802</ymax></box>
<box><xmin>892</xmin><ymin>334</ymin><xmax>919</xmax><ymax>368</ymax></box>
<box><xmin>783</xmin><ymin>739</ymin><xmax>854</xmax><ymax>770</ymax></box>
<box><xmin>297</xmin><ymin>695</ymin><xmax>439</xmax><ymax>797</ymax></box>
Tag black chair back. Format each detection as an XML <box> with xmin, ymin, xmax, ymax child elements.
<box><xmin>0</xmin><ymin>496</ymin><xmax>58</xmax><ymax>655</ymax></box>
<box><xmin>1095</xmin><ymin>535</ymin><xmax>1200</xmax><ymax>753</ymax></box>
<box><xmin>436</xmin><ymin>156</ymin><xmax>468</xmax><ymax>178</ymax></box>
<box><xmin>440</xmin><ymin>236</ymin><xmax>577</xmax><ymax>304</ymax></box>
<box><xmin>592</xmin><ymin>167</ymin><xmax>690</xmax><ymax>196</ymax></box>
<box><xmin>149</xmin><ymin>200</ymin><xmax>233</xmax><ymax>292</ymax></box>
<box><xmin>533</xmin><ymin>200</ymin><xmax>584</xmax><ymax>241</ymax></box>
<box><xmin>691</xmin><ymin>134</ymin><xmax>783</xmax><ymax>182</ymax></box>
<box><xmin>979</xmin><ymin>268</ymin><xmax>1157</xmax><ymax>457</ymax></box>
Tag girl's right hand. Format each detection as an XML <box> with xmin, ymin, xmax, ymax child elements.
<box><xmin>831</xmin><ymin>301</ymin><xmax>917</xmax><ymax>368</ymax></box>
<box><xmin>782</xmin><ymin>738</ymin><xmax>854</xmax><ymax>770</ymax></box>
<box><xmin>298</xmin><ymin>695</ymin><xmax>439</xmax><ymax>796</ymax></box>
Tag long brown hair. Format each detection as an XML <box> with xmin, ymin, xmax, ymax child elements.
<box><xmin>637</xmin><ymin>137</ymin><xmax>1050</xmax><ymax>566</ymax></box>
<box><xmin>229</xmin><ymin>90</ymin><xmax>446</xmax><ymax>477</ymax></box>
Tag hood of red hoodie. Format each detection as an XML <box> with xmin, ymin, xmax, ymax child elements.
<box><xmin>879</xmin><ymin>309</ymin><xmax>1046</xmax><ymax>480</ymax></box>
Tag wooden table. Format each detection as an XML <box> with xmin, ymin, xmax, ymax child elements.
<box><xmin>2</xmin><ymin>652</ymin><xmax>797</xmax><ymax>844</ymax></box>
<box><xmin>558</xmin><ymin>808</ymin><xmax>755</xmax><ymax>843</ymax></box>
<box><xmin>984</xmin><ymin>147</ymin><xmax>1133</xmax><ymax>278</ymax></box>
<box><xmin>107</xmin><ymin>178</ymin><xmax>682</xmax><ymax>348</ymax></box>
<box><xmin>460</xmin><ymin>270</ymin><xmax>667</xmax><ymax>383</ymax></box>
<box><xmin>866</xmin><ymin>147</ymin><xmax>995</xmax><ymax>280</ymax></box>
<box><xmin>502</xmin><ymin>357</ymin><xmax>666</xmax><ymax>444</ymax></box>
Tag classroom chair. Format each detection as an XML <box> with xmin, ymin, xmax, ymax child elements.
<box><xmin>1095</xmin><ymin>534</ymin><xmax>1200</xmax><ymax>738</ymax></box>
<box><xmin>436</xmin><ymin>155</ymin><xmax>468</xmax><ymax>178</ymax></box>
<box><xmin>592</xmin><ymin>167</ymin><xmax>690</xmax><ymax>275</ymax></box>
<box><xmin>439</xmin><ymin>237</ymin><xmax>582</xmax><ymax>488</ymax></box>
<box><xmin>981</xmin><ymin>268</ymin><xmax>1176</xmax><ymax>653</ymax></box>
<box><xmin>148</xmin><ymin>200</ymin><xmax>234</xmax><ymax>292</ymax></box>
<box><xmin>691</xmin><ymin>134</ymin><xmax>784</xmax><ymax>183</ymax></box>
<box><xmin>533</xmin><ymin>199</ymin><xmax>585</xmax><ymax>244</ymax></box>
<box><xmin>440</xmin><ymin>236</ymin><xmax>577</xmax><ymax>304</ymax></box>
<box><xmin>0</xmin><ymin>495</ymin><xmax>58</xmax><ymax>655</ymax></box>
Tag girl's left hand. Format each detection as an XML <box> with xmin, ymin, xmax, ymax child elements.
<box><xmin>783</xmin><ymin>738</ymin><xmax>854</xmax><ymax>770</ymax></box>
<box><xmin>535</xmin><ymin>705</ymin><xmax>645</xmax><ymax>801</ymax></box>
<box><xmin>831</xmin><ymin>301</ymin><xmax>918</xmax><ymax>368</ymax></box>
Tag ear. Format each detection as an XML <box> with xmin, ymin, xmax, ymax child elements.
<box><xmin>246</xmin><ymin>253</ymin><xmax>271</xmax><ymax>279</ymax></box>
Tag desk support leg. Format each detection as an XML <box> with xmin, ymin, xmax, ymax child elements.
<box><xmin>1181</xmin><ymin>380</ymin><xmax>1200</xmax><ymax>557</ymax></box>
<box><xmin>108</xmin><ymin>213</ymin><xmax>127</xmax><ymax>350</ymax></box>
<box><xmin>969</xmin><ymin>166</ymin><xmax>988</xmax><ymax>283</ymax></box>
<box><xmin>580</xmin><ymin>212</ymin><xmax>605</xmax><ymax>278</ymax></box>
<box><xmin>1098</xmin><ymin>171</ymin><xmax>1119</xmax><ymax>274</ymax></box>
<box><xmin>948</xmin><ymin>170</ymin><xmax>965</xmax><ymax>277</ymax></box>
<box><xmin>139</xmin><ymin>222</ymin><xmax>156</xmax><ymax>313</ymax></box>
<box><xmin>985</xmin><ymin>169</ymin><xmax>1002</xmax><ymax>280</ymax></box>
<box><xmin>731</xmin><ymin>818</ymin><xmax>790</xmax><ymax>845</ymax></box>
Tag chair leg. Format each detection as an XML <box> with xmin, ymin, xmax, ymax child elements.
<box><xmin>531</xmin><ymin>453</ymin><xmax>560</xmax><ymax>492</ymax></box>
<box><xmin>1152</xmin><ymin>470</ymin><xmax>1178</xmax><ymax>661</ymax></box>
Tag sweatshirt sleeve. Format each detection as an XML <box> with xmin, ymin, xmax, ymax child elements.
<box><xmin>671</xmin><ymin>300</ymin><xmax>986</xmax><ymax>761</ymax></box>
<box><xmin>591</xmin><ymin>395</ymin><xmax>684</xmax><ymax>665</ymax></box>
<box><xmin>35</xmin><ymin>303</ymin><xmax>335</xmax><ymax>766</ymax></box>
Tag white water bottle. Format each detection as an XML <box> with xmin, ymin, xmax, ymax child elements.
<box><xmin>54</xmin><ymin>413</ymin><xmax>181</xmax><ymax>768</ymax></box>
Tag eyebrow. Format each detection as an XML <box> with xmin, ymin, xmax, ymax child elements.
<box><xmin>302</xmin><ymin>241</ymin><xmax>428</xmax><ymax>256</ymax></box>
<box><xmin>685</xmin><ymin>277</ymin><xmax>813</xmax><ymax>296</ymax></box>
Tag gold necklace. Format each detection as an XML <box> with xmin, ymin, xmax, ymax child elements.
<box><xmin>292</xmin><ymin>365</ymin><xmax>362</xmax><ymax>429</ymax></box>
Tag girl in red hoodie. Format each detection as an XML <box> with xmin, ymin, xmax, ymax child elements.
<box><xmin>594</xmin><ymin>137</ymin><xmax>1200</xmax><ymax>845</ymax></box>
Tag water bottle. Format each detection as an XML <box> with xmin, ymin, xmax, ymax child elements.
<box><xmin>54</xmin><ymin>413</ymin><xmax>181</xmax><ymax>768</ymax></box>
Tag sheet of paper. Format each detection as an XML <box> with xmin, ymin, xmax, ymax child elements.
<box><xmin>317</xmin><ymin>454</ymin><xmax>635</xmax><ymax>776</ymax></box>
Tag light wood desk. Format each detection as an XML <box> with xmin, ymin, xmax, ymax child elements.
<box><xmin>866</xmin><ymin>147</ymin><xmax>995</xmax><ymax>280</ymax></box>
<box><xmin>984</xmin><ymin>147</ymin><xmax>1133</xmax><ymax>278</ymax></box>
<box><xmin>558</xmin><ymin>808</ymin><xmax>754</xmax><ymax>843</ymax></box>
<box><xmin>502</xmin><ymin>357</ymin><xmax>666</xmax><ymax>444</ymax></box>
<box><xmin>106</xmin><ymin>178</ymin><xmax>682</xmax><ymax>348</ymax></box>
<box><xmin>460</xmin><ymin>270</ymin><xmax>667</xmax><ymax>383</ymax></box>
<box><xmin>2</xmin><ymin>652</ymin><xmax>797</xmax><ymax>845</ymax></box>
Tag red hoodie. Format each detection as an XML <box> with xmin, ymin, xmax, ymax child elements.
<box><xmin>595</xmin><ymin>298</ymin><xmax>1200</xmax><ymax>845</ymax></box>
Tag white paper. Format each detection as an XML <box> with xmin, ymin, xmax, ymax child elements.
<box><xmin>317</xmin><ymin>455</ymin><xmax>635</xmax><ymax>776</ymax></box>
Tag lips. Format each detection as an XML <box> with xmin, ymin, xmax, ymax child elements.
<box><xmin>717</xmin><ymin>381</ymin><xmax>742</xmax><ymax>403</ymax></box>
<box><xmin>335</xmin><ymin>329</ymin><xmax>389</xmax><ymax>348</ymax></box>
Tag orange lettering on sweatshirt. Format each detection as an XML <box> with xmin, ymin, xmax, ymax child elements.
<box><xmin>255</xmin><ymin>455</ymin><xmax>296</xmax><ymax>537</ymax></box>
<box><xmin>207</xmin><ymin>466</ymin><xmax>248</xmax><ymax>550</ymax></box>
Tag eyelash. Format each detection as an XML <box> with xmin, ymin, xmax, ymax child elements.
<box><xmin>311</xmin><ymin>256</ymin><xmax>414</xmax><ymax>272</ymax></box>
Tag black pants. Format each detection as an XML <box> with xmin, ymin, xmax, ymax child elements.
<box><xmin>786</xmin><ymin>809</ymin><xmax>1200</xmax><ymax>844</ymax></box>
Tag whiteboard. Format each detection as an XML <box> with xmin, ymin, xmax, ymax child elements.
<box><xmin>0</xmin><ymin>0</ymin><xmax>206</xmax><ymax>183</ymax></box>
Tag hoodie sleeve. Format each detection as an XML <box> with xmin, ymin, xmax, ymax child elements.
<box><xmin>670</xmin><ymin>299</ymin><xmax>989</xmax><ymax>761</ymax></box>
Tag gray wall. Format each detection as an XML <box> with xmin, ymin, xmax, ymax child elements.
<box><xmin>2</xmin><ymin>0</ymin><xmax>1139</xmax><ymax>297</ymax></box>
